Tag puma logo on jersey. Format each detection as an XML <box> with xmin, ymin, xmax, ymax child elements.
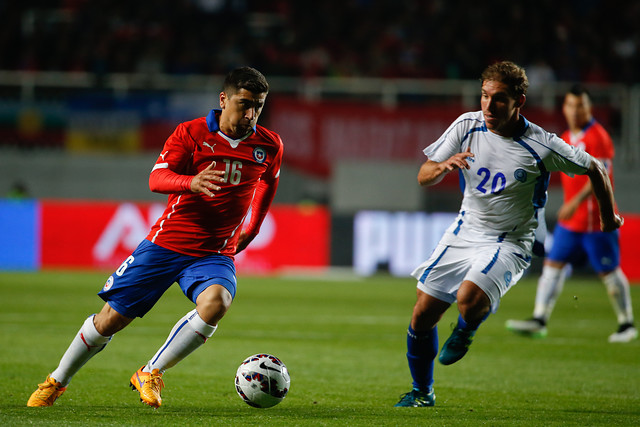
<box><xmin>159</xmin><ymin>151</ymin><xmax>169</xmax><ymax>161</ymax></box>
<box><xmin>203</xmin><ymin>142</ymin><xmax>216</xmax><ymax>153</ymax></box>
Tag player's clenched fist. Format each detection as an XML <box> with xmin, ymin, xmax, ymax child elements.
<box><xmin>191</xmin><ymin>161</ymin><xmax>226</xmax><ymax>197</ymax></box>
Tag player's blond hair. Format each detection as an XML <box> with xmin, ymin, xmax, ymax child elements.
<box><xmin>481</xmin><ymin>61</ymin><xmax>529</xmax><ymax>100</ymax></box>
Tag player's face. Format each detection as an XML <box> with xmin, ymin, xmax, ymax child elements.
<box><xmin>481</xmin><ymin>80</ymin><xmax>523</xmax><ymax>137</ymax></box>
<box><xmin>563</xmin><ymin>93</ymin><xmax>591</xmax><ymax>131</ymax></box>
<box><xmin>219</xmin><ymin>88</ymin><xmax>267</xmax><ymax>138</ymax></box>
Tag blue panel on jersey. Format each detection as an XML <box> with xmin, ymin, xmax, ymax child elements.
<box><xmin>0</xmin><ymin>199</ymin><xmax>39</xmax><ymax>270</ymax></box>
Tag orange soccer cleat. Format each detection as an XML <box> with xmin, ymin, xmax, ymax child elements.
<box><xmin>129</xmin><ymin>366</ymin><xmax>165</xmax><ymax>408</ymax></box>
<box><xmin>27</xmin><ymin>375</ymin><xmax>67</xmax><ymax>407</ymax></box>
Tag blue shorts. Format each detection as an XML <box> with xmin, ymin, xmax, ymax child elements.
<box><xmin>547</xmin><ymin>224</ymin><xmax>620</xmax><ymax>273</ymax></box>
<box><xmin>98</xmin><ymin>239</ymin><xmax>237</xmax><ymax>318</ymax></box>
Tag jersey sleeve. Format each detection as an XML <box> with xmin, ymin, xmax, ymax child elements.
<box><xmin>149</xmin><ymin>123</ymin><xmax>197</xmax><ymax>194</ymax></box>
<box><xmin>244</xmin><ymin>135</ymin><xmax>283</xmax><ymax>236</ymax></box>
<box><xmin>424</xmin><ymin>112</ymin><xmax>479</xmax><ymax>161</ymax></box>
<box><xmin>244</xmin><ymin>177</ymin><xmax>279</xmax><ymax>237</ymax></box>
<box><xmin>265</xmin><ymin>133</ymin><xmax>284</xmax><ymax>182</ymax></box>
<box><xmin>543</xmin><ymin>133</ymin><xmax>592</xmax><ymax>176</ymax></box>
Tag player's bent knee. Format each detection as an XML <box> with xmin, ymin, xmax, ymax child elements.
<box><xmin>456</xmin><ymin>281</ymin><xmax>490</xmax><ymax>319</ymax></box>
<box><xmin>196</xmin><ymin>284</ymin><xmax>233</xmax><ymax>324</ymax></box>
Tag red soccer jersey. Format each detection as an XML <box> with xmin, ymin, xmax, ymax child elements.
<box><xmin>146</xmin><ymin>109</ymin><xmax>283</xmax><ymax>257</ymax></box>
<box><xmin>558</xmin><ymin>119</ymin><xmax>614</xmax><ymax>232</ymax></box>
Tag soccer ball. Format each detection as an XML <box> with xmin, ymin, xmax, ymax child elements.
<box><xmin>235</xmin><ymin>353</ymin><xmax>290</xmax><ymax>408</ymax></box>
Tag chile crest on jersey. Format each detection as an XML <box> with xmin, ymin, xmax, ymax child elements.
<box><xmin>253</xmin><ymin>147</ymin><xmax>266</xmax><ymax>163</ymax></box>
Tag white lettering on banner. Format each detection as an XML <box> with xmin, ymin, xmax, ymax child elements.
<box><xmin>353</xmin><ymin>211</ymin><xmax>457</xmax><ymax>276</ymax></box>
<box><xmin>93</xmin><ymin>203</ymin><xmax>164</xmax><ymax>262</ymax></box>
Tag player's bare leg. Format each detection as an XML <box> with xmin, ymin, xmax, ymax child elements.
<box><xmin>456</xmin><ymin>280</ymin><xmax>491</xmax><ymax>325</ymax></box>
<box><xmin>94</xmin><ymin>302</ymin><xmax>135</xmax><ymax>335</ymax></box>
<box><xmin>195</xmin><ymin>284</ymin><xmax>233</xmax><ymax>325</ymax></box>
<box><xmin>411</xmin><ymin>289</ymin><xmax>450</xmax><ymax>332</ymax></box>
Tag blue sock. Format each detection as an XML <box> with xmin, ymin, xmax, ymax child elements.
<box><xmin>456</xmin><ymin>312</ymin><xmax>489</xmax><ymax>332</ymax></box>
<box><xmin>406</xmin><ymin>325</ymin><xmax>438</xmax><ymax>392</ymax></box>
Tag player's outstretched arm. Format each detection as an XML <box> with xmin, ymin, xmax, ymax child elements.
<box><xmin>586</xmin><ymin>157</ymin><xmax>623</xmax><ymax>232</ymax></box>
<box><xmin>418</xmin><ymin>147</ymin><xmax>474</xmax><ymax>187</ymax></box>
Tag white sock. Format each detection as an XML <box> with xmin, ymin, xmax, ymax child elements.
<box><xmin>51</xmin><ymin>315</ymin><xmax>112</xmax><ymax>387</ymax></box>
<box><xmin>532</xmin><ymin>265</ymin><xmax>566</xmax><ymax>322</ymax></box>
<box><xmin>145</xmin><ymin>309</ymin><xmax>217</xmax><ymax>373</ymax></box>
<box><xmin>602</xmin><ymin>268</ymin><xmax>635</xmax><ymax>325</ymax></box>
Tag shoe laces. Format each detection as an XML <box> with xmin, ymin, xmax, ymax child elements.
<box><xmin>37</xmin><ymin>379</ymin><xmax>54</xmax><ymax>390</ymax></box>
<box><xmin>35</xmin><ymin>378</ymin><xmax>65</xmax><ymax>399</ymax></box>
<box><xmin>147</xmin><ymin>370</ymin><xmax>165</xmax><ymax>393</ymax></box>
<box><xmin>39</xmin><ymin>377</ymin><xmax>64</xmax><ymax>391</ymax></box>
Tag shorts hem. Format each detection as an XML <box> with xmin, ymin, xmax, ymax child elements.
<box><xmin>416</xmin><ymin>281</ymin><xmax>456</xmax><ymax>305</ymax></box>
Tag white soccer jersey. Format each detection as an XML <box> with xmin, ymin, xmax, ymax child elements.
<box><xmin>425</xmin><ymin>111</ymin><xmax>592</xmax><ymax>247</ymax></box>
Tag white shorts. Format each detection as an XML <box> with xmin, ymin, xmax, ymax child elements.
<box><xmin>411</xmin><ymin>240</ymin><xmax>531</xmax><ymax>312</ymax></box>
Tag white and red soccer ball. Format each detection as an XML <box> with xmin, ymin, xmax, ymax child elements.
<box><xmin>235</xmin><ymin>353</ymin><xmax>290</xmax><ymax>408</ymax></box>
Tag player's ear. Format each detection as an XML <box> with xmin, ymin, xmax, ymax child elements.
<box><xmin>219</xmin><ymin>92</ymin><xmax>226</xmax><ymax>109</ymax></box>
<box><xmin>515</xmin><ymin>94</ymin><xmax>526</xmax><ymax>108</ymax></box>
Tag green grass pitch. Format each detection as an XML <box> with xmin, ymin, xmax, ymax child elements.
<box><xmin>1</xmin><ymin>270</ymin><xmax>639</xmax><ymax>426</ymax></box>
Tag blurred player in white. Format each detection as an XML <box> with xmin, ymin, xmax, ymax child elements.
<box><xmin>395</xmin><ymin>61</ymin><xmax>623</xmax><ymax>407</ymax></box>
<box><xmin>506</xmin><ymin>85</ymin><xmax>636</xmax><ymax>342</ymax></box>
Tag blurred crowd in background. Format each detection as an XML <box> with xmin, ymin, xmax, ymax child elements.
<box><xmin>0</xmin><ymin>0</ymin><xmax>638</xmax><ymax>84</ymax></box>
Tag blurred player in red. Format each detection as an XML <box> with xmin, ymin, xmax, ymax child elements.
<box><xmin>506</xmin><ymin>84</ymin><xmax>636</xmax><ymax>342</ymax></box>
<box><xmin>28</xmin><ymin>67</ymin><xmax>284</xmax><ymax>408</ymax></box>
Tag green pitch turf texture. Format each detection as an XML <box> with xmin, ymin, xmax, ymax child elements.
<box><xmin>1</xmin><ymin>270</ymin><xmax>638</xmax><ymax>426</ymax></box>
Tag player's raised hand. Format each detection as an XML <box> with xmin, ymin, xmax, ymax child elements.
<box><xmin>443</xmin><ymin>145</ymin><xmax>474</xmax><ymax>172</ymax></box>
<box><xmin>190</xmin><ymin>161</ymin><xmax>226</xmax><ymax>197</ymax></box>
<box><xmin>418</xmin><ymin>145</ymin><xmax>474</xmax><ymax>186</ymax></box>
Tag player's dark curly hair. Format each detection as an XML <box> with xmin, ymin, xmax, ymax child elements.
<box><xmin>223</xmin><ymin>66</ymin><xmax>269</xmax><ymax>95</ymax></box>
<box><xmin>481</xmin><ymin>61</ymin><xmax>529</xmax><ymax>100</ymax></box>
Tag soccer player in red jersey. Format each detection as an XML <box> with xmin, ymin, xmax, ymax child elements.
<box><xmin>506</xmin><ymin>84</ymin><xmax>636</xmax><ymax>343</ymax></box>
<box><xmin>27</xmin><ymin>67</ymin><xmax>284</xmax><ymax>408</ymax></box>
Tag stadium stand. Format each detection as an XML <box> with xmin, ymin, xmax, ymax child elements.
<box><xmin>0</xmin><ymin>0</ymin><xmax>637</xmax><ymax>83</ymax></box>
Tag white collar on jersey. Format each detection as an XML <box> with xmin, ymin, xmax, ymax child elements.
<box><xmin>217</xmin><ymin>129</ymin><xmax>252</xmax><ymax>148</ymax></box>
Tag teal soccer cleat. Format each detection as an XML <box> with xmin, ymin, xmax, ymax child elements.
<box><xmin>394</xmin><ymin>389</ymin><xmax>435</xmax><ymax>407</ymax></box>
<box><xmin>438</xmin><ymin>327</ymin><xmax>475</xmax><ymax>365</ymax></box>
